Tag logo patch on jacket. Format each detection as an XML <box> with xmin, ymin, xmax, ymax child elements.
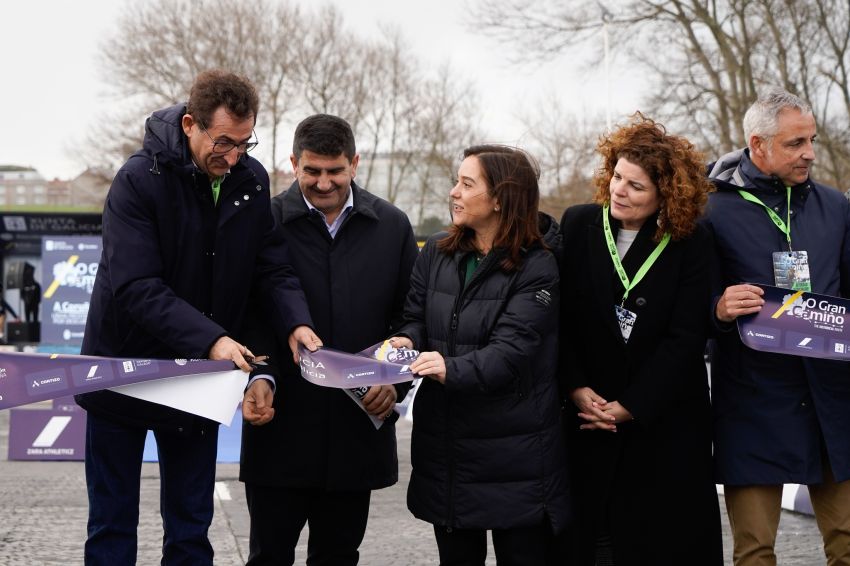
<box><xmin>535</xmin><ymin>289</ymin><xmax>552</xmax><ymax>306</ymax></box>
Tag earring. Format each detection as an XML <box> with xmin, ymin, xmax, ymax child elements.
<box><xmin>494</xmin><ymin>206</ymin><xmax>500</xmax><ymax>212</ymax></box>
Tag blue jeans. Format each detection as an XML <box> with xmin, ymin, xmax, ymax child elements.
<box><xmin>83</xmin><ymin>412</ymin><xmax>218</xmax><ymax>565</ymax></box>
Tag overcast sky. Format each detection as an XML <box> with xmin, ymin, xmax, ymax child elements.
<box><xmin>1</xmin><ymin>0</ymin><xmax>640</xmax><ymax>180</ymax></box>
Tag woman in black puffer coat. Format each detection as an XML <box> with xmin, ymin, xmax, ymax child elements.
<box><xmin>392</xmin><ymin>145</ymin><xmax>569</xmax><ymax>565</ymax></box>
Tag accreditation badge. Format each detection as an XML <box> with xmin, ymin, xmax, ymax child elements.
<box><xmin>615</xmin><ymin>305</ymin><xmax>637</xmax><ymax>342</ymax></box>
<box><xmin>773</xmin><ymin>250</ymin><xmax>812</xmax><ymax>292</ymax></box>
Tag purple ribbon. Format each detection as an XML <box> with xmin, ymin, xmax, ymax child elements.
<box><xmin>0</xmin><ymin>351</ymin><xmax>233</xmax><ymax>410</ymax></box>
<box><xmin>298</xmin><ymin>342</ymin><xmax>419</xmax><ymax>388</ymax></box>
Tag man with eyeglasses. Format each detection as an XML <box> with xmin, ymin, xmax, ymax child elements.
<box><xmin>77</xmin><ymin>69</ymin><xmax>320</xmax><ymax>566</ymax></box>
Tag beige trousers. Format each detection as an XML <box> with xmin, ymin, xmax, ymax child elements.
<box><xmin>725</xmin><ymin>464</ymin><xmax>850</xmax><ymax>565</ymax></box>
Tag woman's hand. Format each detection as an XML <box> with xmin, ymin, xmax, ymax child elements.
<box><xmin>571</xmin><ymin>386</ymin><xmax>618</xmax><ymax>432</ymax></box>
<box><xmin>599</xmin><ymin>401</ymin><xmax>632</xmax><ymax>428</ymax></box>
<box><xmin>410</xmin><ymin>351</ymin><xmax>446</xmax><ymax>384</ymax></box>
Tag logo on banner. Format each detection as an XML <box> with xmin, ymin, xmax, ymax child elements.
<box><xmin>32</xmin><ymin>416</ymin><xmax>72</xmax><ymax>447</ymax></box>
<box><xmin>344</xmin><ymin>365</ymin><xmax>377</xmax><ymax>380</ymax></box>
<box><xmin>49</xmin><ymin>258</ymin><xmax>98</xmax><ymax>294</ymax></box>
<box><xmin>70</xmin><ymin>362</ymin><xmax>115</xmax><ymax>386</ymax></box>
<box><xmin>26</xmin><ymin>369</ymin><xmax>69</xmax><ymax>396</ymax></box>
<box><xmin>776</xmin><ymin>293</ymin><xmax>846</xmax><ymax>332</ymax></box>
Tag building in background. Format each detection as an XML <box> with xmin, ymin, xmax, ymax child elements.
<box><xmin>0</xmin><ymin>166</ymin><xmax>49</xmax><ymax>207</ymax></box>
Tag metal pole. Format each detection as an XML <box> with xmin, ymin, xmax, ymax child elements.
<box><xmin>603</xmin><ymin>19</ymin><xmax>611</xmax><ymax>131</ymax></box>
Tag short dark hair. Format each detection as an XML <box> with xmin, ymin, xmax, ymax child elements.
<box><xmin>292</xmin><ymin>114</ymin><xmax>356</xmax><ymax>161</ymax></box>
<box><xmin>187</xmin><ymin>69</ymin><xmax>259</xmax><ymax>128</ymax></box>
<box><xmin>439</xmin><ymin>144</ymin><xmax>542</xmax><ymax>272</ymax></box>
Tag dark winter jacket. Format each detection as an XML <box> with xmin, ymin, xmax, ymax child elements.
<box><xmin>559</xmin><ymin>204</ymin><xmax>722</xmax><ymax>565</ymax></box>
<box><xmin>399</xmin><ymin>214</ymin><xmax>570</xmax><ymax>532</ymax></box>
<box><xmin>239</xmin><ymin>181</ymin><xmax>419</xmax><ymax>490</ymax></box>
<box><xmin>77</xmin><ymin>103</ymin><xmax>312</xmax><ymax>431</ymax></box>
<box><xmin>705</xmin><ymin>148</ymin><xmax>850</xmax><ymax>485</ymax></box>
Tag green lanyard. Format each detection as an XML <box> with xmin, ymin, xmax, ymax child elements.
<box><xmin>737</xmin><ymin>187</ymin><xmax>792</xmax><ymax>250</ymax></box>
<box><xmin>602</xmin><ymin>204</ymin><xmax>671</xmax><ymax>305</ymax></box>
<box><xmin>211</xmin><ymin>177</ymin><xmax>222</xmax><ymax>205</ymax></box>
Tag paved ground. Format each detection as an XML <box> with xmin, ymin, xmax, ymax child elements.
<box><xmin>0</xmin><ymin>408</ymin><xmax>827</xmax><ymax>565</ymax></box>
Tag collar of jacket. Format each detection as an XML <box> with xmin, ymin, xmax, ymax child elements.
<box><xmin>710</xmin><ymin>148</ymin><xmax>813</xmax><ymax>199</ymax></box>
<box><xmin>277</xmin><ymin>180</ymin><xmax>380</xmax><ymax>225</ymax></box>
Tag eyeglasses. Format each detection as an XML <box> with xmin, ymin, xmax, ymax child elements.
<box><xmin>198</xmin><ymin>123</ymin><xmax>259</xmax><ymax>154</ymax></box>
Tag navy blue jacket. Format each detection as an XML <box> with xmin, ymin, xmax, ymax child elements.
<box><xmin>239</xmin><ymin>181</ymin><xmax>419</xmax><ymax>490</ymax></box>
<box><xmin>705</xmin><ymin>148</ymin><xmax>850</xmax><ymax>484</ymax></box>
<box><xmin>398</xmin><ymin>215</ymin><xmax>570</xmax><ymax>533</ymax></box>
<box><xmin>77</xmin><ymin>103</ymin><xmax>312</xmax><ymax>431</ymax></box>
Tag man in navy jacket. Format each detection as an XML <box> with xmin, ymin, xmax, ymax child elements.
<box><xmin>705</xmin><ymin>87</ymin><xmax>850</xmax><ymax>565</ymax></box>
<box><xmin>239</xmin><ymin>114</ymin><xmax>419</xmax><ymax>565</ymax></box>
<box><xmin>77</xmin><ymin>70</ymin><xmax>319</xmax><ymax>565</ymax></box>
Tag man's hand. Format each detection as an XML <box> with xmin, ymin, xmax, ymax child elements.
<box><xmin>242</xmin><ymin>379</ymin><xmax>275</xmax><ymax>426</ymax></box>
<box><xmin>716</xmin><ymin>283</ymin><xmax>765</xmax><ymax>323</ymax></box>
<box><xmin>287</xmin><ymin>325</ymin><xmax>323</xmax><ymax>364</ymax></box>
<box><xmin>362</xmin><ymin>384</ymin><xmax>398</xmax><ymax>420</ymax></box>
<box><xmin>210</xmin><ymin>336</ymin><xmax>254</xmax><ymax>372</ymax></box>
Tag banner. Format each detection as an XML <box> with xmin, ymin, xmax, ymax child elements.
<box><xmin>298</xmin><ymin>341</ymin><xmax>420</xmax><ymax>388</ymax></box>
<box><xmin>738</xmin><ymin>284</ymin><xmax>850</xmax><ymax>360</ymax></box>
<box><xmin>0</xmin><ymin>350</ymin><xmax>232</xmax><ymax>411</ymax></box>
<box><xmin>40</xmin><ymin>235</ymin><xmax>102</xmax><ymax>346</ymax></box>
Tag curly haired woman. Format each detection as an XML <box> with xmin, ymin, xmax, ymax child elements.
<box><xmin>559</xmin><ymin>114</ymin><xmax>723</xmax><ymax>565</ymax></box>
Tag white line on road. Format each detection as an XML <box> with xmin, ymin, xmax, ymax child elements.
<box><xmin>215</xmin><ymin>481</ymin><xmax>232</xmax><ymax>501</ymax></box>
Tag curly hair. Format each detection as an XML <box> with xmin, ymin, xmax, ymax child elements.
<box><xmin>592</xmin><ymin>113</ymin><xmax>713</xmax><ymax>241</ymax></box>
<box><xmin>187</xmin><ymin>69</ymin><xmax>259</xmax><ymax>129</ymax></box>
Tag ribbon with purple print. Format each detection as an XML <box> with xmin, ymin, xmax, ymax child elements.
<box><xmin>0</xmin><ymin>351</ymin><xmax>233</xmax><ymax>410</ymax></box>
<box><xmin>299</xmin><ymin>341</ymin><xmax>420</xmax><ymax>388</ymax></box>
<box><xmin>738</xmin><ymin>284</ymin><xmax>850</xmax><ymax>360</ymax></box>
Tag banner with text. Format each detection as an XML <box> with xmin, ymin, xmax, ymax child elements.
<box><xmin>40</xmin><ymin>235</ymin><xmax>102</xmax><ymax>346</ymax></box>
<box><xmin>299</xmin><ymin>342</ymin><xmax>420</xmax><ymax>388</ymax></box>
<box><xmin>738</xmin><ymin>284</ymin><xmax>850</xmax><ymax>360</ymax></box>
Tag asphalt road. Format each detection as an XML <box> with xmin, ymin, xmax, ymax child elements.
<box><xmin>0</xmin><ymin>409</ymin><xmax>826</xmax><ymax>565</ymax></box>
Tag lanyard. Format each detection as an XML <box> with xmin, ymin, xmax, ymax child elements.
<box><xmin>737</xmin><ymin>186</ymin><xmax>792</xmax><ymax>250</ymax></box>
<box><xmin>602</xmin><ymin>205</ymin><xmax>671</xmax><ymax>305</ymax></box>
<box><xmin>211</xmin><ymin>177</ymin><xmax>222</xmax><ymax>205</ymax></box>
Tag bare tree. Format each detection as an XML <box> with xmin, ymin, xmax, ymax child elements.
<box><xmin>471</xmin><ymin>0</ymin><xmax>850</xmax><ymax>189</ymax></box>
<box><xmin>92</xmin><ymin>0</ymin><xmax>294</xmax><ymax>183</ymax></box>
<box><xmin>408</xmin><ymin>62</ymin><xmax>485</xmax><ymax>229</ymax></box>
<box><xmin>83</xmin><ymin>0</ymin><xmax>487</xmax><ymax>223</ymax></box>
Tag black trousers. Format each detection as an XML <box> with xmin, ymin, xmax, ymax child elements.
<box><xmin>433</xmin><ymin>521</ymin><xmax>558</xmax><ymax>566</ymax></box>
<box><xmin>245</xmin><ymin>483</ymin><xmax>371</xmax><ymax>566</ymax></box>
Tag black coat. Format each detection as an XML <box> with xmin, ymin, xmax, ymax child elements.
<box><xmin>239</xmin><ymin>182</ymin><xmax>419</xmax><ymax>491</ymax></box>
<box><xmin>399</xmin><ymin>216</ymin><xmax>570</xmax><ymax>533</ymax></box>
<box><xmin>77</xmin><ymin>104</ymin><xmax>312</xmax><ymax>431</ymax></box>
<box><xmin>559</xmin><ymin>204</ymin><xmax>722</xmax><ymax>565</ymax></box>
